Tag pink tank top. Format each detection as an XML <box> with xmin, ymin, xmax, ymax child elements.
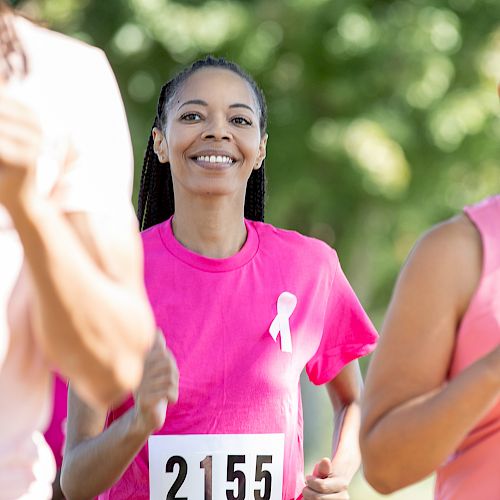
<box><xmin>435</xmin><ymin>195</ymin><xmax>500</xmax><ymax>499</ymax></box>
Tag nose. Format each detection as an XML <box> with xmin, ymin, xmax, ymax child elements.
<box><xmin>201</xmin><ymin>115</ymin><xmax>232</xmax><ymax>141</ymax></box>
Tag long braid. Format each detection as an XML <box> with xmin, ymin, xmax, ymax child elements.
<box><xmin>137</xmin><ymin>56</ymin><xmax>268</xmax><ymax>230</ymax></box>
<box><xmin>244</xmin><ymin>162</ymin><xmax>266</xmax><ymax>222</ymax></box>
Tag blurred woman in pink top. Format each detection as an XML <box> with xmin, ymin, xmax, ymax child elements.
<box><xmin>0</xmin><ymin>1</ymin><xmax>168</xmax><ymax>498</ymax></box>
<box><xmin>360</xmin><ymin>87</ymin><xmax>500</xmax><ymax>498</ymax></box>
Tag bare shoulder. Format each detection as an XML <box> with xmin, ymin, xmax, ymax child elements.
<box><xmin>408</xmin><ymin>213</ymin><xmax>481</xmax><ymax>317</ymax></box>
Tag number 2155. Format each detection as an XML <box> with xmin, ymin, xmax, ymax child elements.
<box><xmin>165</xmin><ymin>454</ymin><xmax>273</xmax><ymax>500</ymax></box>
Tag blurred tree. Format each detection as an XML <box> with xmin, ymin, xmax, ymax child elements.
<box><xmin>30</xmin><ymin>0</ymin><xmax>499</xmax><ymax>342</ymax></box>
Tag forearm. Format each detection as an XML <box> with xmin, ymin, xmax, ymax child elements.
<box><xmin>10</xmin><ymin>197</ymin><xmax>154</xmax><ymax>407</ymax></box>
<box><xmin>330</xmin><ymin>401</ymin><xmax>361</xmax><ymax>482</ymax></box>
<box><xmin>362</xmin><ymin>352</ymin><xmax>500</xmax><ymax>493</ymax></box>
<box><xmin>61</xmin><ymin>408</ymin><xmax>150</xmax><ymax>500</ymax></box>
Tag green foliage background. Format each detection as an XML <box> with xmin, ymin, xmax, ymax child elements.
<box><xmin>25</xmin><ymin>0</ymin><xmax>500</xmax><ymax>497</ymax></box>
<box><xmin>32</xmin><ymin>0</ymin><xmax>500</xmax><ymax>330</ymax></box>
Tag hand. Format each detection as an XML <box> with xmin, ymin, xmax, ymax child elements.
<box><xmin>0</xmin><ymin>91</ymin><xmax>42</xmax><ymax>211</ymax></box>
<box><xmin>302</xmin><ymin>457</ymin><xmax>350</xmax><ymax>499</ymax></box>
<box><xmin>133</xmin><ymin>329</ymin><xmax>179</xmax><ymax>434</ymax></box>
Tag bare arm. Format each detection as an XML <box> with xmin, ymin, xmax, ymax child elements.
<box><xmin>61</xmin><ymin>386</ymin><xmax>147</xmax><ymax>500</ymax></box>
<box><xmin>62</xmin><ymin>333</ymin><xmax>179</xmax><ymax>500</ymax></box>
<box><xmin>303</xmin><ymin>361</ymin><xmax>363</xmax><ymax>499</ymax></box>
<box><xmin>0</xmin><ymin>92</ymin><xmax>154</xmax><ymax>408</ymax></box>
<box><xmin>360</xmin><ymin>216</ymin><xmax>500</xmax><ymax>494</ymax></box>
<box><xmin>10</xmin><ymin>196</ymin><xmax>154</xmax><ymax>408</ymax></box>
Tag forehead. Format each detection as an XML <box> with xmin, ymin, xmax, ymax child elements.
<box><xmin>172</xmin><ymin>67</ymin><xmax>257</xmax><ymax>110</ymax></box>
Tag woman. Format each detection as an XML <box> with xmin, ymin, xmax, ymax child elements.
<box><xmin>61</xmin><ymin>56</ymin><xmax>378</xmax><ymax>500</ymax></box>
<box><xmin>0</xmin><ymin>1</ymin><xmax>157</xmax><ymax>498</ymax></box>
<box><xmin>360</xmin><ymin>191</ymin><xmax>500</xmax><ymax>498</ymax></box>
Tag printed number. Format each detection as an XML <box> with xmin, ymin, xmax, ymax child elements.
<box><xmin>200</xmin><ymin>455</ymin><xmax>213</xmax><ymax>500</ymax></box>
<box><xmin>226</xmin><ymin>455</ymin><xmax>246</xmax><ymax>500</ymax></box>
<box><xmin>254</xmin><ymin>455</ymin><xmax>272</xmax><ymax>500</ymax></box>
<box><xmin>166</xmin><ymin>454</ymin><xmax>273</xmax><ymax>499</ymax></box>
<box><xmin>166</xmin><ymin>456</ymin><xmax>188</xmax><ymax>500</ymax></box>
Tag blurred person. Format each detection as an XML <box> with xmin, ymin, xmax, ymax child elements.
<box><xmin>0</xmin><ymin>0</ymin><xmax>165</xmax><ymax>497</ymax></box>
<box><xmin>360</xmin><ymin>87</ymin><xmax>500</xmax><ymax>500</ymax></box>
<box><xmin>61</xmin><ymin>56</ymin><xmax>378</xmax><ymax>500</ymax></box>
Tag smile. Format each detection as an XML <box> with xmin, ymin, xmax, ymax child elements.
<box><xmin>196</xmin><ymin>155</ymin><xmax>234</xmax><ymax>164</ymax></box>
<box><xmin>191</xmin><ymin>153</ymin><xmax>237</xmax><ymax>169</ymax></box>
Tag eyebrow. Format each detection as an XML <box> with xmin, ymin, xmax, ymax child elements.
<box><xmin>178</xmin><ymin>99</ymin><xmax>255</xmax><ymax>114</ymax></box>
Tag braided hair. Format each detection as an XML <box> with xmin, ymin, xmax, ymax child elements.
<box><xmin>137</xmin><ymin>55</ymin><xmax>268</xmax><ymax>231</ymax></box>
<box><xmin>0</xmin><ymin>1</ymin><xmax>28</xmax><ymax>82</ymax></box>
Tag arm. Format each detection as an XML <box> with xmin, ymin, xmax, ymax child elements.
<box><xmin>61</xmin><ymin>333</ymin><xmax>179</xmax><ymax>500</ymax></box>
<box><xmin>303</xmin><ymin>361</ymin><xmax>363</xmax><ymax>500</ymax></box>
<box><xmin>359</xmin><ymin>216</ymin><xmax>500</xmax><ymax>494</ymax></box>
<box><xmin>0</xmin><ymin>88</ymin><xmax>154</xmax><ymax>408</ymax></box>
<box><xmin>12</xmin><ymin>199</ymin><xmax>155</xmax><ymax>408</ymax></box>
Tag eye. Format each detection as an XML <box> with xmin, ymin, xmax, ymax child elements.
<box><xmin>180</xmin><ymin>112</ymin><xmax>202</xmax><ymax>122</ymax></box>
<box><xmin>231</xmin><ymin>116</ymin><xmax>252</xmax><ymax>126</ymax></box>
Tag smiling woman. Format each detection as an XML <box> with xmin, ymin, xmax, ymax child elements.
<box><xmin>61</xmin><ymin>55</ymin><xmax>378</xmax><ymax>500</ymax></box>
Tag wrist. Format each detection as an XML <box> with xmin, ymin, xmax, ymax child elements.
<box><xmin>330</xmin><ymin>451</ymin><xmax>361</xmax><ymax>483</ymax></box>
<box><xmin>127</xmin><ymin>405</ymin><xmax>155</xmax><ymax>440</ymax></box>
<box><xmin>7</xmin><ymin>191</ymin><xmax>50</xmax><ymax>229</ymax></box>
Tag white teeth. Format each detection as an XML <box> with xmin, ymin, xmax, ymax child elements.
<box><xmin>196</xmin><ymin>155</ymin><xmax>234</xmax><ymax>164</ymax></box>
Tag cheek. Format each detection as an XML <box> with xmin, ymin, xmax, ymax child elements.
<box><xmin>241</xmin><ymin>135</ymin><xmax>262</xmax><ymax>162</ymax></box>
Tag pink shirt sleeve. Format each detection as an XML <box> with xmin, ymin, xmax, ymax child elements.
<box><xmin>306</xmin><ymin>258</ymin><xmax>378</xmax><ymax>385</ymax></box>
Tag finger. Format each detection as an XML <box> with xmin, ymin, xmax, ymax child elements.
<box><xmin>0</xmin><ymin>101</ymin><xmax>40</xmax><ymax>131</ymax></box>
<box><xmin>140</xmin><ymin>387</ymin><xmax>175</xmax><ymax>405</ymax></box>
<box><xmin>141</xmin><ymin>378</ymin><xmax>174</xmax><ymax>395</ymax></box>
<box><xmin>305</xmin><ymin>475</ymin><xmax>349</xmax><ymax>494</ymax></box>
<box><xmin>311</xmin><ymin>457</ymin><xmax>332</xmax><ymax>479</ymax></box>
<box><xmin>146</xmin><ymin>348</ymin><xmax>178</xmax><ymax>379</ymax></box>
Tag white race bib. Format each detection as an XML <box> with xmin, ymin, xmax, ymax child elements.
<box><xmin>148</xmin><ymin>433</ymin><xmax>284</xmax><ymax>500</ymax></box>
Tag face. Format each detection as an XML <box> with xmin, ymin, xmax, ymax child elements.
<box><xmin>153</xmin><ymin>68</ymin><xmax>267</xmax><ymax>201</ymax></box>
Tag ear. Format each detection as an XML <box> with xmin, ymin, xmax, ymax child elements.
<box><xmin>152</xmin><ymin>127</ymin><xmax>169</xmax><ymax>164</ymax></box>
<box><xmin>254</xmin><ymin>133</ymin><xmax>268</xmax><ymax>170</ymax></box>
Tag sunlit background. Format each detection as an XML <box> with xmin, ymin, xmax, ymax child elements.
<box><xmin>21</xmin><ymin>0</ymin><xmax>500</xmax><ymax>497</ymax></box>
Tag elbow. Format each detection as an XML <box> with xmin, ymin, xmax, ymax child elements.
<box><xmin>362</xmin><ymin>462</ymin><xmax>402</xmax><ymax>495</ymax></box>
<box><xmin>359</xmin><ymin>431</ymin><xmax>406</xmax><ymax>495</ymax></box>
<box><xmin>60</xmin><ymin>458</ymin><xmax>84</xmax><ymax>500</ymax></box>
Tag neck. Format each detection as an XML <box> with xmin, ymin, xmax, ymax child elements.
<box><xmin>172</xmin><ymin>191</ymin><xmax>248</xmax><ymax>259</ymax></box>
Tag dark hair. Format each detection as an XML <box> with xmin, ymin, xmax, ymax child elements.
<box><xmin>0</xmin><ymin>2</ymin><xmax>28</xmax><ymax>81</ymax></box>
<box><xmin>137</xmin><ymin>55</ymin><xmax>268</xmax><ymax>231</ymax></box>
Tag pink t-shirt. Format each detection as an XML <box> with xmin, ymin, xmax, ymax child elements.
<box><xmin>102</xmin><ymin>218</ymin><xmax>377</xmax><ymax>500</ymax></box>
<box><xmin>0</xmin><ymin>15</ymin><xmax>134</xmax><ymax>499</ymax></box>
<box><xmin>435</xmin><ymin>195</ymin><xmax>500</xmax><ymax>499</ymax></box>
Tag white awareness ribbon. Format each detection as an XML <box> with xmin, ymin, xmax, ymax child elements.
<box><xmin>269</xmin><ymin>292</ymin><xmax>297</xmax><ymax>353</ymax></box>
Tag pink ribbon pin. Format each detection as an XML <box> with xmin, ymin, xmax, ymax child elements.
<box><xmin>269</xmin><ymin>292</ymin><xmax>297</xmax><ymax>353</ymax></box>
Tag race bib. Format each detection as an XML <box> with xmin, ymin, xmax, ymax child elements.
<box><xmin>148</xmin><ymin>433</ymin><xmax>284</xmax><ymax>500</ymax></box>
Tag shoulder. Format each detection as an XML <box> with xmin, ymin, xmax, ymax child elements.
<box><xmin>251</xmin><ymin>220</ymin><xmax>339</xmax><ymax>272</ymax></box>
<box><xmin>411</xmin><ymin>214</ymin><xmax>480</xmax><ymax>268</ymax></box>
<box><xmin>403</xmin><ymin>214</ymin><xmax>481</xmax><ymax>318</ymax></box>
